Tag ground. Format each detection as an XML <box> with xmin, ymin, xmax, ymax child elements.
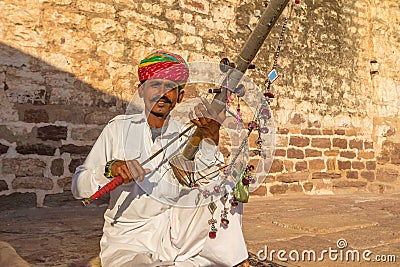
<box><xmin>0</xmin><ymin>192</ymin><xmax>399</xmax><ymax>266</ymax></box>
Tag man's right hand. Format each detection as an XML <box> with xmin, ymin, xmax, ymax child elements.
<box><xmin>110</xmin><ymin>160</ymin><xmax>151</xmax><ymax>184</ymax></box>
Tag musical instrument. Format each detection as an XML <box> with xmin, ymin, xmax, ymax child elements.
<box><xmin>170</xmin><ymin>0</ymin><xmax>290</xmax><ymax>187</ymax></box>
<box><xmin>82</xmin><ymin>0</ymin><xmax>291</xmax><ymax>205</ymax></box>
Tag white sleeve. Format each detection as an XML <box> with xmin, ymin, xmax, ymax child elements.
<box><xmin>71</xmin><ymin>123</ymin><xmax>115</xmax><ymax>199</ymax></box>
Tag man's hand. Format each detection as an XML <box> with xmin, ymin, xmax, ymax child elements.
<box><xmin>189</xmin><ymin>98</ymin><xmax>226</xmax><ymax>145</ymax></box>
<box><xmin>111</xmin><ymin>160</ymin><xmax>151</xmax><ymax>184</ymax></box>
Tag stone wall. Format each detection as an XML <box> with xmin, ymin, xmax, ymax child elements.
<box><xmin>0</xmin><ymin>0</ymin><xmax>399</xmax><ymax>205</ymax></box>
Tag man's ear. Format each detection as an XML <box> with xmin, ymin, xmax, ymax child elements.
<box><xmin>138</xmin><ymin>83</ymin><xmax>144</xmax><ymax>98</ymax></box>
<box><xmin>177</xmin><ymin>90</ymin><xmax>184</xmax><ymax>103</ymax></box>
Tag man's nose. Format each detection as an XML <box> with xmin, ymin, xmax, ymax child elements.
<box><xmin>157</xmin><ymin>83</ymin><xmax>170</xmax><ymax>95</ymax></box>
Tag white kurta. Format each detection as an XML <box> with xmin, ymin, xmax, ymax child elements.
<box><xmin>72</xmin><ymin>113</ymin><xmax>248</xmax><ymax>267</ymax></box>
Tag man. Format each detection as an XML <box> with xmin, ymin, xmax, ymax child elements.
<box><xmin>72</xmin><ymin>51</ymin><xmax>249</xmax><ymax>266</ymax></box>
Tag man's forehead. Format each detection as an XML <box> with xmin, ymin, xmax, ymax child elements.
<box><xmin>146</xmin><ymin>79</ymin><xmax>179</xmax><ymax>86</ymax></box>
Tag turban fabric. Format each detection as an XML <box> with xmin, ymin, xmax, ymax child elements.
<box><xmin>138</xmin><ymin>51</ymin><xmax>189</xmax><ymax>88</ymax></box>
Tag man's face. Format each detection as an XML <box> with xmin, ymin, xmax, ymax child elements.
<box><xmin>139</xmin><ymin>79</ymin><xmax>184</xmax><ymax>118</ymax></box>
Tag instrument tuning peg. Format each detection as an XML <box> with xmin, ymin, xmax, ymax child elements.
<box><xmin>208</xmin><ymin>88</ymin><xmax>222</xmax><ymax>94</ymax></box>
<box><xmin>220</xmin><ymin>58</ymin><xmax>231</xmax><ymax>73</ymax></box>
<box><xmin>234</xmin><ymin>84</ymin><xmax>245</xmax><ymax>97</ymax></box>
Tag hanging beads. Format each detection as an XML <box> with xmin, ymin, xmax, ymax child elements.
<box><xmin>208</xmin><ymin>202</ymin><xmax>217</xmax><ymax>239</ymax></box>
<box><xmin>235</xmin><ymin>96</ymin><xmax>242</xmax><ymax>124</ymax></box>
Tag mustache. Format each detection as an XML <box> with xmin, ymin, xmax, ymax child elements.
<box><xmin>151</xmin><ymin>95</ymin><xmax>172</xmax><ymax>104</ymax></box>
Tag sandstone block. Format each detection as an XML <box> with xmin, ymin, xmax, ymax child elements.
<box><xmin>334</xmin><ymin>129</ymin><xmax>346</xmax><ymax>135</ymax></box>
<box><xmin>303</xmin><ymin>182</ymin><xmax>313</xmax><ymax>192</ymax></box>
<box><xmin>16</xmin><ymin>144</ymin><xmax>56</xmax><ymax>156</ymax></box>
<box><xmin>181</xmin><ymin>36</ymin><xmax>203</xmax><ymax>50</ymax></box>
<box><xmin>154</xmin><ymin>29</ymin><xmax>177</xmax><ymax>45</ymax></box>
<box><xmin>349</xmin><ymin>139</ymin><xmax>363</xmax><ymax>150</ymax></box>
<box><xmin>37</xmin><ymin>125</ymin><xmax>67</xmax><ymax>141</ymax></box>
<box><xmin>275</xmin><ymin>135</ymin><xmax>288</xmax><ymax>147</ymax></box>
<box><xmin>376</xmin><ymin>168</ymin><xmax>399</xmax><ymax>183</ymax></box>
<box><xmin>352</xmin><ymin>161</ymin><xmax>365</xmax><ymax>170</ymax></box>
<box><xmin>367</xmin><ymin>183</ymin><xmax>395</xmax><ymax>194</ymax></box>
<box><xmin>57</xmin><ymin>177</ymin><xmax>72</xmax><ymax>191</ymax></box>
<box><xmin>262</xmin><ymin>175</ymin><xmax>275</xmax><ymax>183</ymax></box>
<box><xmin>12</xmin><ymin>176</ymin><xmax>53</xmax><ymax>190</ymax></box>
<box><xmin>295</xmin><ymin>161</ymin><xmax>308</xmax><ymax>171</ymax></box>
<box><xmin>276</xmin><ymin>172</ymin><xmax>308</xmax><ymax>183</ymax></box>
<box><xmin>311</xmin><ymin>138</ymin><xmax>331</xmax><ymax>149</ymax></box>
<box><xmin>308</xmin><ymin>159</ymin><xmax>325</xmax><ymax>170</ymax></box>
<box><xmin>289</xmin><ymin>113</ymin><xmax>306</xmax><ymax>124</ymax></box>
<box><xmin>84</xmin><ymin>110</ymin><xmax>119</xmax><ymax>125</ymax></box>
<box><xmin>327</xmin><ymin>159</ymin><xmax>336</xmax><ymax>170</ymax></box>
<box><xmin>288</xmin><ymin>184</ymin><xmax>303</xmax><ymax>193</ymax></box>
<box><xmin>277</xmin><ymin>128</ymin><xmax>289</xmax><ymax>134</ymax></box>
<box><xmin>338</xmin><ymin>161</ymin><xmax>351</xmax><ymax>170</ymax></box>
<box><xmin>284</xmin><ymin>160</ymin><xmax>294</xmax><ymax>172</ymax></box>
<box><xmin>60</xmin><ymin>145</ymin><xmax>92</xmax><ymax>156</ymax></box>
<box><xmin>274</xmin><ymin>149</ymin><xmax>286</xmax><ymax>157</ymax></box>
<box><xmin>305</xmin><ymin>149</ymin><xmax>322</xmax><ymax>157</ymax></box>
<box><xmin>179</xmin><ymin>0</ymin><xmax>210</xmax><ymax>15</ymax></box>
<box><xmin>269</xmin><ymin>159</ymin><xmax>284</xmax><ymax>173</ymax></box>
<box><xmin>340</xmin><ymin>151</ymin><xmax>356</xmax><ymax>159</ymax></box>
<box><xmin>51</xmin><ymin>158</ymin><xmax>64</xmax><ymax>176</ymax></box>
<box><xmin>68</xmin><ymin>157</ymin><xmax>85</xmax><ymax>173</ymax></box>
<box><xmin>364</xmin><ymin>141</ymin><xmax>374</xmax><ymax>149</ymax></box>
<box><xmin>96</xmin><ymin>41</ymin><xmax>124</xmax><ymax>59</ymax></box>
<box><xmin>312</xmin><ymin>172</ymin><xmax>341</xmax><ymax>179</ymax></box>
<box><xmin>175</xmin><ymin>23</ymin><xmax>196</xmax><ymax>35</ymax></box>
<box><xmin>0</xmin><ymin>144</ymin><xmax>9</xmax><ymax>154</ymax></box>
<box><xmin>361</xmin><ymin>171</ymin><xmax>375</xmax><ymax>182</ymax></box>
<box><xmin>47</xmin><ymin>107</ymin><xmax>85</xmax><ymax>123</ymax></box>
<box><xmin>23</xmin><ymin>109</ymin><xmax>49</xmax><ymax>123</ymax></box>
<box><xmin>324</xmin><ymin>149</ymin><xmax>339</xmax><ymax>156</ymax></box>
<box><xmin>287</xmin><ymin>148</ymin><xmax>304</xmax><ymax>159</ymax></box>
<box><xmin>301</xmin><ymin>128</ymin><xmax>321</xmax><ymax>135</ymax></box>
<box><xmin>0</xmin><ymin>180</ymin><xmax>8</xmax><ymax>191</ymax></box>
<box><xmin>358</xmin><ymin>151</ymin><xmax>375</xmax><ymax>159</ymax></box>
<box><xmin>77</xmin><ymin>1</ymin><xmax>116</xmax><ymax>13</ymax></box>
<box><xmin>2</xmin><ymin>158</ymin><xmax>46</xmax><ymax>176</ymax></box>
<box><xmin>250</xmin><ymin>185</ymin><xmax>266</xmax><ymax>196</ymax></box>
<box><xmin>269</xmin><ymin>184</ymin><xmax>288</xmax><ymax>195</ymax></box>
<box><xmin>345</xmin><ymin>128</ymin><xmax>358</xmax><ymax>136</ymax></box>
<box><xmin>0</xmin><ymin>126</ymin><xmax>18</xmax><ymax>143</ymax></box>
<box><xmin>165</xmin><ymin>9</ymin><xmax>181</xmax><ymax>20</ymax></box>
<box><xmin>289</xmin><ymin>136</ymin><xmax>310</xmax><ymax>147</ymax></box>
<box><xmin>366</xmin><ymin>161</ymin><xmax>376</xmax><ymax>170</ymax></box>
<box><xmin>71</xmin><ymin>127</ymin><xmax>102</xmax><ymax>142</ymax></box>
<box><xmin>332</xmin><ymin>138</ymin><xmax>347</xmax><ymax>149</ymax></box>
<box><xmin>314</xmin><ymin>181</ymin><xmax>333</xmax><ymax>192</ymax></box>
<box><xmin>322</xmin><ymin>129</ymin><xmax>334</xmax><ymax>135</ymax></box>
<box><xmin>346</xmin><ymin>171</ymin><xmax>358</xmax><ymax>179</ymax></box>
<box><xmin>377</xmin><ymin>155</ymin><xmax>390</xmax><ymax>165</ymax></box>
<box><xmin>333</xmin><ymin>180</ymin><xmax>367</xmax><ymax>188</ymax></box>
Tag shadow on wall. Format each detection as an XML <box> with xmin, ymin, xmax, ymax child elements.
<box><xmin>0</xmin><ymin>43</ymin><xmax>130</xmax><ymax>206</ymax></box>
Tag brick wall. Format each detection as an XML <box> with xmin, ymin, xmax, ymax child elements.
<box><xmin>0</xmin><ymin>0</ymin><xmax>399</xmax><ymax>205</ymax></box>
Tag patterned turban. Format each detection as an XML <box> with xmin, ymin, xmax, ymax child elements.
<box><xmin>138</xmin><ymin>51</ymin><xmax>189</xmax><ymax>88</ymax></box>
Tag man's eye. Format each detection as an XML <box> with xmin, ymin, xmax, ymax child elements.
<box><xmin>150</xmin><ymin>82</ymin><xmax>161</xmax><ymax>88</ymax></box>
<box><xmin>166</xmin><ymin>84</ymin><xmax>177</xmax><ymax>90</ymax></box>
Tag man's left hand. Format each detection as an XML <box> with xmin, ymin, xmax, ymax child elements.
<box><xmin>189</xmin><ymin>98</ymin><xmax>226</xmax><ymax>145</ymax></box>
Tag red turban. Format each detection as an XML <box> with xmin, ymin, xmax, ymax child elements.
<box><xmin>138</xmin><ymin>51</ymin><xmax>189</xmax><ymax>87</ymax></box>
